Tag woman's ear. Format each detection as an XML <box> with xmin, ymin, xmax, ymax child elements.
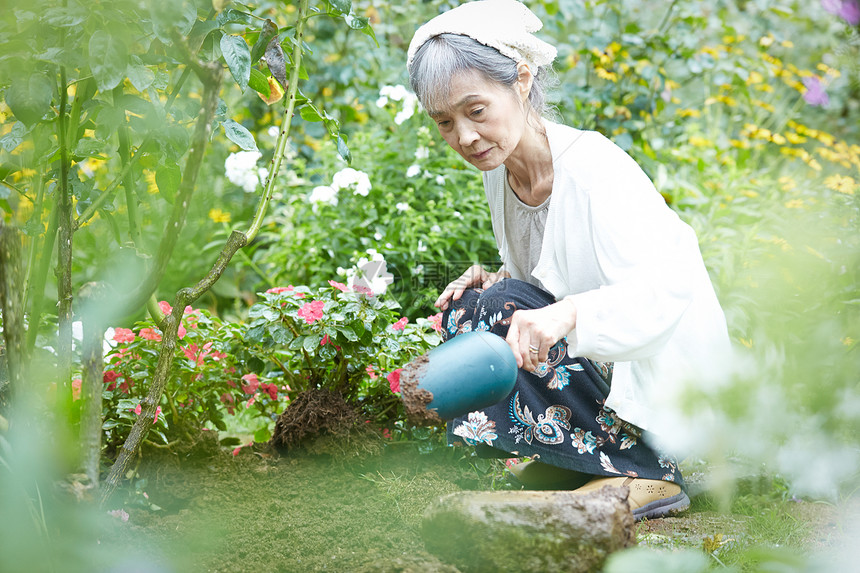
<box><xmin>516</xmin><ymin>62</ymin><xmax>534</xmax><ymax>102</ymax></box>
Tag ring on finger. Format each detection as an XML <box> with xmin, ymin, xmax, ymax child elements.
<box><xmin>528</xmin><ymin>344</ymin><xmax>539</xmax><ymax>354</ymax></box>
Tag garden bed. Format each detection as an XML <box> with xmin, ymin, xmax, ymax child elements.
<box><xmin>98</xmin><ymin>443</ymin><xmax>849</xmax><ymax>572</ymax></box>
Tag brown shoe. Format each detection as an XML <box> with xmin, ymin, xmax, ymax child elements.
<box><xmin>572</xmin><ymin>476</ymin><xmax>690</xmax><ymax>520</ymax></box>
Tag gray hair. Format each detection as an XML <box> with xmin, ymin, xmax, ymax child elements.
<box><xmin>408</xmin><ymin>33</ymin><xmax>556</xmax><ymax>120</ymax></box>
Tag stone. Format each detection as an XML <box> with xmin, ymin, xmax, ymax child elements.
<box><xmin>421</xmin><ymin>487</ymin><xmax>635</xmax><ymax>573</ymax></box>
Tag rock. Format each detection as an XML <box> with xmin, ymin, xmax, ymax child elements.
<box><xmin>422</xmin><ymin>487</ymin><xmax>635</xmax><ymax>573</ymax></box>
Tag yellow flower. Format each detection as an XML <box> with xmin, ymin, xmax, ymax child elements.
<box><xmin>806</xmin><ymin>159</ymin><xmax>822</xmax><ymax>171</ymax></box>
<box><xmin>208</xmin><ymin>208</ymin><xmax>231</xmax><ymax>223</ymax></box>
<box><xmin>816</xmin><ymin>132</ymin><xmax>835</xmax><ymax>147</ymax></box>
<box><xmin>759</xmin><ymin>35</ymin><xmax>775</xmax><ymax>47</ymax></box>
<box><xmin>595</xmin><ymin>68</ymin><xmax>618</xmax><ymax>82</ymax></box>
<box><xmin>746</xmin><ymin>71</ymin><xmax>764</xmax><ymax>85</ymax></box>
<box><xmin>754</xmin><ymin>83</ymin><xmax>774</xmax><ymax>93</ymax></box>
<box><xmin>322</xmin><ymin>86</ymin><xmax>334</xmax><ymax>97</ymax></box>
<box><xmin>778</xmin><ymin>176</ymin><xmax>796</xmax><ymax>191</ymax></box>
<box><xmin>770</xmin><ymin>133</ymin><xmax>786</xmax><ymax>145</ymax></box>
<box><xmin>689</xmin><ymin>136</ymin><xmax>712</xmax><ymax>147</ymax></box>
<box><xmin>784</xmin><ymin>199</ymin><xmax>805</xmax><ymax>209</ymax></box>
<box><xmin>752</xmin><ymin>99</ymin><xmax>775</xmax><ymax>112</ymax></box>
<box><xmin>824</xmin><ymin>175</ymin><xmax>856</xmax><ymax>195</ymax></box>
<box><xmin>677</xmin><ymin>108</ymin><xmax>701</xmax><ymax>118</ymax></box>
<box><xmin>143</xmin><ymin>170</ymin><xmax>158</xmax><ymax>194</ymax></box>
<box><xmin>741</xmin><ymin>190</ymin><xmax>759</xmax><ymax>198</ymax></box>
<box><xmin>739</xmin><ymin>338</ymin><xmax>754</xmax><ymax>348</ymax></box>
<box><xmin>730</xmin><ymin>139</ymin><xmax>750</xmax><ymax>149</ymax></box>
<box><xmin>843</xmin><ymin>337</ymin><xmax>855</xmax><ymax>347</ymax></box>
<box><xmin>701</xmin><ymin>46</ymin><xmax>721</xmax><ymax>58</ymax></box>
<box><xmin>781</xmin><ymin>40</ymin><xmax>794</xmax><ymax>48</ymax></box>
<box><xmin>785</xmin><ymin>132</ymin><xmax>806</xmax><ymax>144</ymax></box>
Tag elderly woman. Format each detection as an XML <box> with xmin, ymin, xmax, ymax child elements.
<box><xmin>406</xmin><ymin>0</ymin><xmax>731</xmax><ymax>520</ymax></box>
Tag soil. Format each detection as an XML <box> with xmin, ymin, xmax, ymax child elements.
<box><xmin>399</xmin><ymin>353</ymin><xmax>441</xmax><ymax>426</ymax></box>
<box><xmin>269</xmin><ymin>388</ymin><xmax>360</xmax><ymax>453</ymax></box>
<box><xmin>97</xmin><ymin>444</ymin><xmax>852</xmax><ymax>573</ymax></box>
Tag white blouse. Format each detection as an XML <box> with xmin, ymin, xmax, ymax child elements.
<box><xmin>482</xmin><ymin>121</ymin><xmax>731</xmax><ymax>434</ymax></box>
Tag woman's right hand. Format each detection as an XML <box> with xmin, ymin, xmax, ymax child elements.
<box><xmin>434</xmin><ymin>265</ymin><xmax>510</xmax><ymax>311</ymax></box>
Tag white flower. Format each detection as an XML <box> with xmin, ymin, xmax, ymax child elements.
<box><xmin>414</xmin><ymin>146</ymin><xmax>429</xmax><ymax>160</ymax></box>
<box><xmin>418</xmin><ymin>126</ymin><xmax>430</xmax><ymax>136</ymax></box>
<box><xmin>374</xmin><ymin>232</ymin><xmax>383</xmax><ymax>241</ymax></box>
<box><xmin>225</xmin><ymin>151</ymin><xmax>265</xmax><ymax>192</ymax></box>
<box><xmin>331</xmin><ymin>167</ymin><xmax>371</xmax><ymax>197</ymax></box>
<box><xmin>430</xmin><ymin>224</ymin><xmax>442</xmax><ymax>233</ymax></box>
<box><xmin>417</xmin><ymin>240</ymin><xmax>427</xmax><ymax>253</ymax></box>
<box><xmin>346</xmin><ymin>249</ymin><xmax>393</xmax><ymax>295</ymax></box>
<box><xmin>453</xmin><ymin>211</ymin><xmax>464</xmax><ymax>219</ymax></box>
<box><xmin>379</xmin><ymin>84</ymin><xmax>409</xmax><ymax>101</ymax></box>
<box><xmin>375</xmin><ymin>96</ymin><xmax>388</xmax><ymax>108</ymax></box>
<box><xmin>435</xmin><ymin>175</ymin><xmax>446</xmax><ymax>185</ymax></box>
<box><xmin>309</xmin><ymin>185</ymin><xmax>338</xmax><ymax>205</ymax></box>
<box><xmin>406</xmin><ymin>164</ymin><xmax>421</xmax><ymax>178</ymax></box>
<box><xmin>267</xmin><ymin>126</ymin><xmax>279</xmax><ymax>138</ymax></box>
<box><xmin>396</xmin><ymin>202</ymin><xmax>410</xmax><ymax>212</ymax></box>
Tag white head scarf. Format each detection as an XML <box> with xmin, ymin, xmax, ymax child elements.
<box><xmin>407</xmin><ymin>0</ymin><xmax>557</xmax><ymax>73</ymax></box>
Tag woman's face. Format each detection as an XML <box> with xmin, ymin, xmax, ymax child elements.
<box><xmin>428</xmin><ymin>70</ymin><xmax>529</xmax><ymax>171</ymax></box>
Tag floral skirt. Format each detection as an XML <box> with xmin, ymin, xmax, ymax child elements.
<box><xmin>442</xmin><ymin>279</ymin><xmax>682</xmax><ymax>486</ymax></box>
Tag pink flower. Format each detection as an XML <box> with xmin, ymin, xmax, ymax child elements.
<box><xmin>823</xmin><ymin>0</ymin><xmax>860</xmax><ymax>25</ymax></box>
<box><xmin>267</xmin><ymin>286</ymin><xmax>292</xmax><ymax>294</ymax></box>
<box><xmin>245</xmin><ymin>396</ymin><xmax>256</xmax><ymax>408</ymax></box>
<box><xmin>112</xmin><ymin>328</ymin><xmax>135</xmax><ymax>343</ymax></box>
<box><xmin>139</xmin><ymin>328</ymin><xmax>162</xmax><ymax>342</ymax></box>
<box><xmin>352</xmin><ymin>285</ymin><xmax>374</xmax><ymax>296</ymax></box>
<box><xmin>328</xmin><ymin>280</ymin><xmax>349</xmax><ymax>292</ymax></box>
<box><xmin>381</xmin><ymin>428</ymin><xmax>391</xmax><ymax>439</ymax></box>
<box><xmin>391</xmin><ymin>317</ymin><xmax>408</xmax><ymax>331</ymax></box>
<box><xmin>504</xmin><ymin>458</ymin><xmax>520</xmax><ymax>469</ymax></box>
<box><xmin>107</xmin><ymin>509</ymin><xmax>129</xmax><ymax>522</ymax></box>
<box><xmin>261</xmin><ymin>383</ymin><xmax>278</xmax><ymax>401</ymax></box>
<box><xmin>220</xmin><ymin>392</ymin><xmax>234</xmax><ymax>404</ymax></box>
<box><xmin>241</xmin><ymin>373</ymin><xmax>260</xmax><ymax>394</ymax></box>
<box><xmin>154</xmin><ymin>406</ymin><xmax>162</xmax><ymax>423</ymax></box>
<box><xmin>158</xmin><ymin>300</ymin><xmax>172</xmax><ymax>315</ymax></box>
<box><xmin>71</xmin><ymin>378</ymin><xmax>81</xmax><ymax>401</ymax></box>
<box><xmin>178</xmin><ymin>325</ymin><xmax>187</xmax><ymax>339</ymax></box>
<box><xmin>366</xmin><ymin>365</ymin><xmax>378</xmax><ymax>379</ymax></box>
<box><xmin>802</xmin><ymin>76</ymin><xmax>829</xmax><ymax>107</ymax></box>
<box><xmin>320</xmin><ymin>334</ymin><xmax>330</xmax><ymax>346</ymax></box>
<box><xmin>387</xmin><ymin>368</ymin><xmax>402</xmax><ymax>393</ymax></box>
<box><xmin>134</xmin><ymin>403</ymin><xmax>142</xmax><ymax>416</ymax></box>
<box><xmin>427</xmin><ymin>313</ymin><xmax>443</xmax><ymax>333</ymax></box>
<box><xmin>297</xmin><ymin>300</ymin><xmax>325</xmax><ymax>324</ymax></box>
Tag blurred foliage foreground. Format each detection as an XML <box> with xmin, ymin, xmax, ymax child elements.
<box><xmin>0</xmin><ymin>0</ymin><xmax>859</xmax><ymax>571</ymax></box>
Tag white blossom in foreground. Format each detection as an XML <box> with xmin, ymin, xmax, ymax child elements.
<box><xmin>406</xmin><ymin>164</ymin><xmax>420</xmax><ymax>178</ymax></box>
<box><xmin>414</xmin><ymin>146</ymin><xmax>429</xmax><ymax>159</ymax></box>
<box><xmin>225</xmin><ymin>151</ymin><xmax>268</xmax><ymax>192</ymax></box>
<box><xmin>377</xmin><ymin>84</ymin><xmax>420</xmax><ymax>125</ymax></box>
<box><xmin>331</xmin><ymin>167</ymin><xmax>372</xmax><ymax>197</ymax></box>
<box><xmin>396</xmin><ymin>202</ymin><xmax>410</xmax><ymax>212</ymax></box>
<box><xmin>346</xmin><ymin>249</ymin><xmax>393</xmax><ymax>295</ymax></box>
<box><xmin>309</xmin><ymin>185</ymin><xmax>338</xmax><ymax>206</ymax></box>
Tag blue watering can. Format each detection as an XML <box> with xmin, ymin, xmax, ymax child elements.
<box><xmin>399</xmin><ymin>331</ymin><xmax>518</xmax><ymax>423</ymax></box>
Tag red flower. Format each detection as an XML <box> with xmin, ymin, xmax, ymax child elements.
<box><xmin>261</xmin><ymin>383</ymin><xmax>278</xmax><ymax>401</ymax></box>
<box><xmin>267</xmin><ymin>286</ymin><xmax>292</xmax><ymax>294</ymax></box>
<box><xmin>178</xmin><ymin>325</ymin><xmax>187</xmax><ymax>339</ymax></box>
<box><xmin>154</xmin><ymin>406</ymin><xmax>162</xmax><ymax>423</ymax></box>
<box><xmin>104</xmin><ymin>369</ymin><xmax>122</xmax><ymax>391</ymax></box>
<box><xmin>428</xmin><ymin>312</ymin><xmax>443</xmax><ymax>333</ymax></box>
<box><xmin>158</xmin><ymin>300</ymin><xmax>172</xmax><ymax>314</ymax></box>
<box><xmin>297</xmin><ymin>300</ymin><xmax>325</xmax><ymax>324</ymax></box>
<box><xmin>320</xmin><ymin>334</ymin><xmax>330</xmax><ymax>346</ymax></box>
<box><xmin>241</xmin><ymin>373</ymin><xmax>260</xmax><ymax>394</ymax></box>
<box><xmin>328</xmin><ymin>280</ymin><xmax>349</xmax><ymax>292</ymax></box>
<box><xmin>391</xmin><ymin>317</ymin><xmax>408</xmax><ymax>331</ymax></box>
<box><xmin>113</xmin><ymin>328</ymin><xmax>135</xmax><ymax>343</ymax></box>
<box><xmin>134</xmin><ymin>403</ymin><xmax>142</xmax><ymax>416</ymax></box>
<box><xmin>220</xmin><ymin>392</ymin><xmax>235</xmax><ymax>405</ymax></box>
<box><xmin>72</xmin><ymin>378</ymin><xmax>82</xmax><ymax>401</ymax></box>
<box><xmin>366</xmin><ymin>365</ymin><xmax>378</xmax><ymax>380</ymax></box>
<box><xmin>387</xmin><ymin>369</ymin><xmax>402</xmax><ymax>393</ymax></box>
<box><xmin>381</xmin><ymin>428</ymin><xmax>391</xmax><ymax>439</ymax></box>
<box><xmin>352</xmin><ymin>285</ymin><xmax>374</xmax><ymax>296</ymax></box>
<box><xmin>139</xmin><ymin>328</ymin><xmax>162</xmax><ymax>341</ymax></box>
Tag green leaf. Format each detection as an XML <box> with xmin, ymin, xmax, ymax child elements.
<box><xmin>220</xmin><ymin>34</ymin><xmax>251</xmax><ymax>92</ymax></box>
<box><xmin>127</xmin><ymin>62</ymin><xmax>155</xmax><ymax>92</ymax></box>
<box><xmin>248</xmin><ymin>68</ymin><xmax>271</xmax><ymax>98</ymax></box>
<box><xmin>73</xmin><ymin>138</ymin><xmax>107</xmax><ymax>158</ymax></box>
<box><xmin>41</xmin><ymin>7</ymin><xmax>88</xmax><ymax>27</ymax></box>
<box><xmin>216</xmin><ymin>8</ymin><xmax>254</xmax><ymax>27</ymax></box>
<box><xmin>329</xmin><ymin>0</ymin><xmax>352</xmax><ymax>14</ymax></box>
<box><xmin>343</xmin><ymin>14</ymin><xmax>368</xmax><ymax>30</ymax></box>
<box><xmin>336</xmin><ymin>326</ymin><xmax>357</xmax><ymax>341</ymax></box>
<box><xmin>336</xmin><ymin>135</ymin><xmax>351</xmax><ymax>165</ymax></box>
<box><xmin>155</xmin><ymin>164</ymin><xmax>182</xmax><ymax>203</ymax></box>
<box><xmin>254</xmin><ymin>427</ymin><xmax>272</xmax><ymax>442</ymax></box>
<box><xmin>303</xmin><ymin>334</ymin><xmax>321</xmax><ymax>352</ymax></box>
<box><xmin>0</xmin><ymin>122</ymin><xmax>29</xmax><ymax>152</ymax></box>
<box><xmin>299</xmin><ymin>104</ymin><xmax>323</xmax><ymax>122</ymax></box>
<box><xmin>150</xmin><ymin>0</ymin><xmax>197</xmax><ymax>43</ymax></box>
<box><xmin>251</xmin><ymin>19</ymin><xmax>278</xmax><ymax>62</ymax></box>
<box><xmin>264</xmin><ymin>37</ymin><xmax>287</xmax><ymax>88</ymax></box>
<box><xmin>89</xmin><ymin>31</ymin><xmax>129</xmax><ymax>92</ymax></box>
<box><xmin>221</xmin><ymin>119</ymin><xmax>258</xmax><ymax>151</ymax></box>
<box><xmin>6</xmin><ymin>73</ymin><xmax>53</xmax><ymax>126</ymax></box>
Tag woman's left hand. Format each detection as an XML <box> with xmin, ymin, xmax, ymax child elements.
<box><xmin>506</xmin><ymin>299</ymin><xmax>577</xmax><ymax>371</ymax></box>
